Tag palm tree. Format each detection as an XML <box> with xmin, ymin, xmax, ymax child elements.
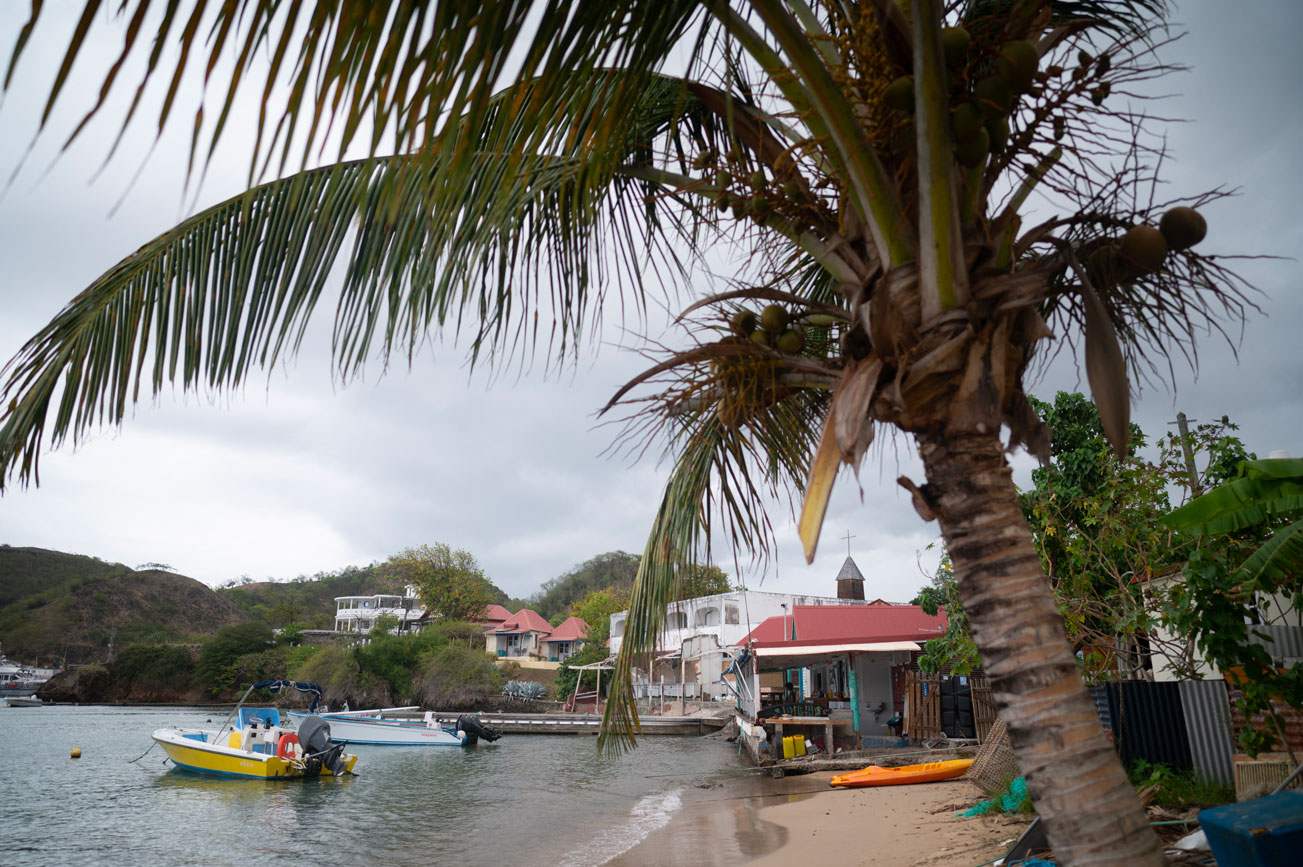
<box><xmin>1</xmin><ymin>2</ymin><xmax>1257</xmax><ymax>862</ymax></box>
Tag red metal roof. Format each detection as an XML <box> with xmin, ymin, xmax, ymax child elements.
<box><xmin>737</xmin><ymin>604</ymin><xmax>946</xmax><ymax>646</ymax></box>
<box><xmin>481</xmin><ymin>604</ymin><xmax>514</xmax><ymax>623</ymax></box>
<box><xmin>544</xmin><ymin>616</ymin><xmax>589</xmax><ymax>643</ymax></box>
<box><xmin>493</xmin><ymin>607</ymin><xmax>553</xmax><ymax>635</ymax></box>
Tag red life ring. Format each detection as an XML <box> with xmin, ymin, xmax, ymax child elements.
<box><xmin>277</xmin><ymin>732</ymin><xmax>299</xmax><ymax>759</ymax></box>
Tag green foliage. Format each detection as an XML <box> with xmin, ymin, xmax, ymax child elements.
<box><xmin>385</xmin><ymin>543</ymin><xmax>498</xmax><ymax>622</ymax></box>
<box><xmin>411</xmin><ymin>642</ymin><xmax>504</xmax><ymax>708</ymax></box>
<box><xmin>114</xmin><ymin>644</ymin><xmax>196</xmax><ymax>690</ymax></box>
<box><xmin>554</xmin><ymin>642</ymin><xmax>609</xmax><ymax>701</ymax></box>
<box><xmin>0</xmin><ymin>546</ymin><xmax>130</xmax><ymax>608</ymax></box>
<box><xmin>532</xmin><ymin>552</ymin><xmax>641</xmax><ymax>621</ymax></box>
<box><xmin>912</xmin><ymin>554</ymin><xmax>979</xmax><ymax>675</ymax></box>
<box><xmin>676</xmin><ymin>563</ymin><xmax>733</xmax><ymax>599</ymax></box>
<box><xmin>1127</xmin><ymin>760</ymin><xmax>1234</xmax><ymax>809</ymax></box>
<box><xmin>195</xmin><ymin>622</ymin><xmax>275</xmax><ymax>695</ymax></box>
<box><xmin>570</xmin><ymin>587</ymin><xmax>631</xmax><ymax>644</ymax></box>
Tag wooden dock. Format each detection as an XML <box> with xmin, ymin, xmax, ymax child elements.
<box><xmin>408</xmin><ymin>711</ymin><xmax>730</xmax><ymax>736</ymax></box>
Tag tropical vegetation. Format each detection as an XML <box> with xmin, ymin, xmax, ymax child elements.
<box><xmin>0</xmin><ymin>2</ymin><xmax>1261</xmax><ymax>862</ymax></box>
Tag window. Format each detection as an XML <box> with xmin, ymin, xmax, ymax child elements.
<box><xmin>612</xmin><ymin>619</ymin><xmax>625</xmax><ymax>638</ymax></box>
<box><xmin>725</xmin><ymin>605</ymin><xmax>740</xmax><ymax>625</ymax></box>
<box><xmin>668</xmin><ymin>611</ymin><xmax>688</xmax><ymax>630</ymax></box>
<box><xmin>695</xmin><ymin>607</ymin><xmax>720</xmax><ymax>627</ymax></box>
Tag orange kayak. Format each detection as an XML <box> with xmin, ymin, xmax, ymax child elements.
<box><xmin>829</xmin><ymin>758</ymin><xmax>973</xmax><ymax>788</ymax></box>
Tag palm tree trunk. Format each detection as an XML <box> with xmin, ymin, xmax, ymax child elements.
<box><xmin>917</xmin><ymin>432</ymin><xmax>1164</xmax><ymax>866</ymax></box>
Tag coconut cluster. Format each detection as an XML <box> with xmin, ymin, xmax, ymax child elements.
<box><xmin>881</xmin><ymin>28</ymin><xmax>1041</xmax><ymax>170</ymax></box>
<box><xmin>693</xmin><ymin>148</ymin><xmax>826</xmax><ymax>236</ymax></box>
<box><xmin>730</xmin><ymin>303</ymin><xmax>806</xmax><ymax>354</ymax></box>
<box><xmin>1086</xmin><ymin>206</ymin><xmax>1207</xmax><ymax>287</ymax></box>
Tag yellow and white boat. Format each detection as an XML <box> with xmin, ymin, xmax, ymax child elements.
<box><xmin>153</xmin><ymin>680</ymin><xmax>358</xmax><ymax>780</ymax></box>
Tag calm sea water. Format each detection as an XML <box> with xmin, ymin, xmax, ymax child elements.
<box><xmin>0</xmin><ymin>705</ymin><xmax>758</xmax><ymax>866</ymax></box>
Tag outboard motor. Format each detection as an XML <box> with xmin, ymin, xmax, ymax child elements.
<box><xmin>296</xmin><ymin>715</ymin><xmax>350</xmax><ymax>776</ymax></box>
<box><xmin>457</xmin><ymin>714</ymin><xmax>502</xmax><ymax>747</ymax></box>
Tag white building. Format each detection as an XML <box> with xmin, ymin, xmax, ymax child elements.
<box><xmin>608</xmin><ymin>557</ymin><xmax>880</xmax><ymax>700</ymax></box>
<box><xmin>334</xmin><ymin>585</ymin><xmax>425</xmax><ymax>634</ymax></box>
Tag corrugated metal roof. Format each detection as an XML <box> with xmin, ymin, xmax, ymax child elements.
<box><xmin>544</xmin><ymin>616</ymin><xmax>589</xmax><ymax>643</ymax></box>
<box><xmin>736</xmin><ymin>605</ymin><xmax>947</xmax><ymax>646</ymax></box>
<box><xmin>493</xmin><ymin>608</ymin><xmax>552</xmax><ymax>635</ymax></box>
<box><xmin>754</xmin><ymin>641</ymin><xmax>921</xmax><ymax>657</ymax></box>
<box><xmin>481</xmin><ymin>604</ymin><xmax>514</xmax><ymax>624</ymax></box>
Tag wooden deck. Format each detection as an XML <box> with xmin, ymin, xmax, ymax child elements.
<box><xmin>395</xmin><ymin>711</ymin><xmax>730</xmax><ymax>736</ymax></box>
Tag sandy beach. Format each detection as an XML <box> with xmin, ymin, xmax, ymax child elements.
<box><xmin>611</xmin><ymin>770</ymin><xmax>1029</xmax><ymax>867</ymax></box>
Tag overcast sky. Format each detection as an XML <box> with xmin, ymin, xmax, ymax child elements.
<box><xmin>1</xmin><ymin>3</ymin><xmax>1299</xmax><ymax>605</ymax></box>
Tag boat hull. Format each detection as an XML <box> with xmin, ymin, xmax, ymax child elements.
<box><xmin>288</xmin><ymin>711</ymin><xmax>464</xmax><ymax>746</ymax></box>
<box><xmin>829</xmin><ymin>758</ymin><xmax>973</xmax><ymax>788</ymax></box>
<box><xmin>153</xmin><ymin>729</ymin><xmax>358</xmax><ymax>779</ymax></box>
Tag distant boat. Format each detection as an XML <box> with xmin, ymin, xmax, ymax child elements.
<box><xmin>152</xmin><ymin>680</ymin><xmax>358</xmax><ymax>780</ymax></box>
<box><xmin>829</xmin><ymin>758</ymin><xmax>973</xmax><ymax>788</ymax></box>
<box><xmin>5</xmin><ymin>695</ymin><xmax>46</xmax><ymax>708</ymax></box>
<box><xmin>0</xmin><ymin>646</ymin><xmax>55</xmax><ymax>698</ymax></box>
<box><xmin>288</xmin><ymin>707</ymin><xmax>503</xmax><ymax>747</ymax></box>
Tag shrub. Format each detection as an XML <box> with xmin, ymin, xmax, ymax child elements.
<box><xmin>114</xmin><ymin>644</ymin><xmax>196</xmax><ymax>689</ymax></box>
<box><xmin>412</xmin><ymin>643</ymin><xmax>502</xmax><ymax>709</ymax></box>
<box><xmin>195</xmin><ymin>621</ymin><xmax>275</xmax><ymax>695</ymax></box>
<box><xmin>1128</xmin><ymin>760</ymin><xmax>1235</xmax><ymax>809</ymax></box>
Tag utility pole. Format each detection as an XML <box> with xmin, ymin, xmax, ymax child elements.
<box><xmin>1172</xmin><ymin>412</ymin><xmax>1202</xmax><ymax>496</ymax></box>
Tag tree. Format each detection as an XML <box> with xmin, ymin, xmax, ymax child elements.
<box><xmin>384</xmin><ymin>544</ymin><xmax>497</xmax><ymax>624</ymax></box>
<box><xmin>0</xmin><ymin>3</ymin><xmax>1258</xmax><ymax>862</ymax></box>
<box><xmin>1164</xmin><ymin>456</ymin><xmax>1303</xmax><ymax>753</ymax></box>
<box><xmin>570</xmin><ymin>587</ymin><xmax>631</xmax><ymax>644</ymax></box>
<box><xmin>674</xmin><ymin>564</ymin><xmax>733</xmax><ymax>600</ymax></box>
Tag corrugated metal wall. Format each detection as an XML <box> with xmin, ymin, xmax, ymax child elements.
<box><xmin>1179</xmin><ymin>680</ymin><xmax>1234</xmax><ymax>787</ymax></box>
<box><xmin>1089</xmin><ymin>679</ymin><xmax>1234</xmax><ymax>786</ymax></box>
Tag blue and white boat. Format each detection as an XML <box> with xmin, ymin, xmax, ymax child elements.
<box><xmin>288</xmin><ymin>707</ymin><xmax>502</xmax><ymax>746</ymax></box>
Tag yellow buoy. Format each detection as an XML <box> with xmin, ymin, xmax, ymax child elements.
<box><xmin>71</xmin><ymin>747</ymin><xmax>82</xmax><ymax>758</ymax></box>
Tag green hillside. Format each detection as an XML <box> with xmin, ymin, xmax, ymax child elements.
<box><xmin>0</xmin><ymin>545</ymin><xmax>131</xmax><ymax>608</ymax></box>
<box><xmin>0</xmin><ymin>558</ymin><xmax>246</xmax><ymax>667</ymax></box>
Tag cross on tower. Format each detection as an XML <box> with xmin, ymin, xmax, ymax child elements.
<box><xmin>841</xmin><ymin>530</ymin><xmax>856</xmax><ymax>556</ymax></box>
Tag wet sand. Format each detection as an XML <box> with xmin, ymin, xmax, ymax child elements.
<box><xmin>612</xmin><ymin>771</ymin><xmax>1029</xmax><ymax>867</ymax></box>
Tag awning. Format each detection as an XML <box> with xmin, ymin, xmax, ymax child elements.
<box><xmin>752</xmin><ymin>641</ymin><xmax>920</xmax><ymax>669</ymax></box>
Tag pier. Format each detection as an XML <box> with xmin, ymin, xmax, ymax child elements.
<box><xmin>409</xmin><ymin>711</ymin><xmax>731</xmax><ymax>736</ymax></box>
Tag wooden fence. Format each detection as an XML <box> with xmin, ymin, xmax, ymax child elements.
<box><xmin>905</xmin><ymin>672</ymin><xmax>998</xmax><ymax>743</ymax></box>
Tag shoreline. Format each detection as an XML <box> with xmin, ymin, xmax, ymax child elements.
<box><xmin>612</xmin><ymin>771</ymin><xmax>1028</xmax><ymax>867</ymax></box>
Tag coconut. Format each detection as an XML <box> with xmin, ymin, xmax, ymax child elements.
<box><xmin>760</xmin><ymin>303</ymin><xmax>790</xmax><ymax>334</ymax></box>
<box><xmin>716</xmin><ymin>170</ymin><xmax>733</xmax><ymax>189</ymax></box>
<box><xmin>974</xmin><ymin>76</ymin><xmax>1014</xmax><ymax>119</ymax></box>
<box><xmin>1085</xmin><ymin>244</ymin><xmax>1119</xmax><ymax>287</ymax></box>
<box><xmin>941</xmin><ymin>27</ymin><xmax>971</xmax><ymax>67</ymax></box>
<box><xmin>776</xmin><ymin>327</ymin><xmax>806</xmax><ymax>355</ymax></box>
<box><xmin>805</xmin><ymin>313</ymin><xmax>837</xmax><ymax>328</ymax></box>
<box><xmin>951</xmin><ymin>102</ymin><xmax>984</xmax><ymax>143</ymax></box>
<box><xmin>1159</xmin><ymin>206</ymin><xmax>1207</xmax><ymax>251</ymax></box>
<box><xmin>749</xmin><ymin>171</ymin><xmax>767</xmax><ymax>191</ymax></box>
<box><xmin>997</xmin><ymin>41</ymin><xmax>1039</xmax><ymax>93</ymax></box>
<box><xmin>985</xmin><ymin>116</ymin><xmax>1010</xmax><ymax>153</ymax></box>
<box><xmin>1119</xmin><ymin>225</ymin><xmax>1168</xmax><ymax>273</ymax></box>
<box><xmin>956</xmin><ymin>126</ymin><xmax>991</xmax><ymax>168</ymax></box>
<box><xmin>884</xmin><ymin>76</ymin><xmax>915</xmax><ymax>113</ymax></box>
<box><xmin>731</xmin><ymin>309</ymin><xmax>758</xmax><ymax>337</ymax></box>
<box><xmin>749</xmin><ymin>328</ymin><xmax>772</xmax><ymax>347</ymax></box>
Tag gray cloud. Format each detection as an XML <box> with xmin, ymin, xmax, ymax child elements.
<box><xmin>2</xmin><ymin>2</ymin><xmax>1299</xmax><ymax>603</ymax></box>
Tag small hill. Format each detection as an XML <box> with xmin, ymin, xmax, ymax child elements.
<box><xmin>529</xmin><ymin>551</ymin><xmax>641</xmax><ymax>621</ymax></box>
<box><xmin>0</xmin><ymin>550</ymin><xmax>247</xmax><ymax>666</ymax></box>
<box><xmin>0</xmin><ymin>545</ymin><xmax>131</xmax><ymax>608</ymax></box>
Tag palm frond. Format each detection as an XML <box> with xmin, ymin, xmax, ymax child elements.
<box><xmin>1164</xmin><ymin>474</ymin><xmax>1303</xmax><ymax>536</ymax></box>
<box><xmin>8</xmin><ymin>1</ymin><xmax>707</xmax><ymax>186</ymax></box>
<box><xmin>1239</xmin><ymin>519</ymin><xmax>1303</xmax><ymax>591</ymax></box>
<box><xmin>0</xmin><ymin>70</ymin><xmax>734</xmax><ymax>491</ymax></box>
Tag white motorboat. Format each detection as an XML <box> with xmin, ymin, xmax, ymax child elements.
<box><xmin>152</xmin><ymin>680</ymin><xmax>358</xmax><ymax>779</ymax></box>
<box><xmin>287</xmin><ymin>707</ymin><xmax>503</xmax><ymax>746</ymax></box>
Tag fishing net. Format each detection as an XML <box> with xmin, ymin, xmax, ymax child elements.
<box><xmin>965</xmin><ymin>718</ymin><xmax>1022</xmax><ymax>795</ymax></box>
